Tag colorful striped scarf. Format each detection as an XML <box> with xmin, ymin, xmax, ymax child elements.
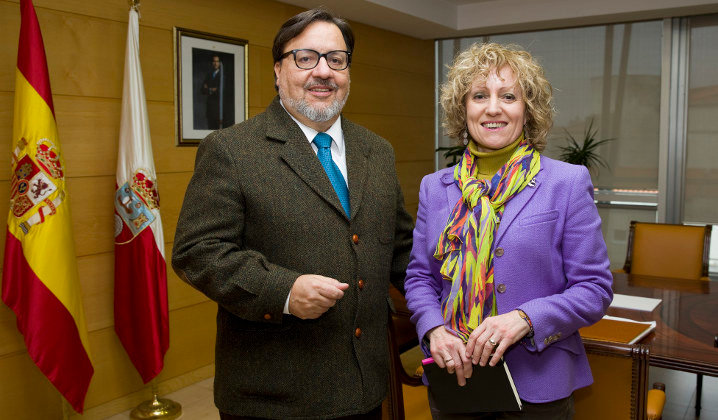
<box><xmin>434</xmin><ymin>134</ymin><xmax>540</xmax><ymax>341</ymax></box>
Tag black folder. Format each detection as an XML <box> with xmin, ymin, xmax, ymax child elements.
<box><xmin>423</xmin><ymin>358</ymin><xmax>522</xmax><ymax>413</ymax></box>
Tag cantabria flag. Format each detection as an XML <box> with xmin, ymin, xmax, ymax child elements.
<box><xmin>113</xmin><ymin>6</ymin><xmax>169</xmax><ymax>384</ymax></box>
<box><xmin>2</xmin><ymin>0</ymin><xmax>93</xmax><ymax>413</ymax></box>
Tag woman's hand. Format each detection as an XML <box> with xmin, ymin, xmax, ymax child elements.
<box><xmin>465</xmin><ymin>310</ymin><xmax>530</xmax><ymax>367</ymax></box>
<box><xmin>428</xmin><ymin>326</ymin><xmax>473</xmax><ymax>386</ymax></box>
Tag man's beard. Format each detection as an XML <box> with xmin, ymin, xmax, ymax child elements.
<box><xmin>280</xmin><ymin>80</ymin><xmax>350</xmax><ymax>123</ymax></box>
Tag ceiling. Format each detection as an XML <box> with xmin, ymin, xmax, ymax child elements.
<box><xmin>278</xmin><ymin>0</ymin><xmax>718</xmax><ymax>39</ymax></box>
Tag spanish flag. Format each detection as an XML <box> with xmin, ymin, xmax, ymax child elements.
<box><xmin>2</xmin><ymin>0</ymin><xmax>93</xmax><ymax>413</ymax></box>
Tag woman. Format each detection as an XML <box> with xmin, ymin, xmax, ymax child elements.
<box><xmin>404</xmin><ymin>43</ymin><xmax>613</xmax><ymax>419</ymax></box>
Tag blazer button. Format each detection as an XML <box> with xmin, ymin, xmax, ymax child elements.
<box><xmin>496</xmin><ymin>283</ymin><xmax>506</xmax><ymax>293</ymax></box>
<box><xmin>355</xmin><ymin>328</ymin><xmax>362</xmax><ymax>338</ymax></box>
<box><xmin>263</xmin><ymin>313</ymin><xmax>272</xmax><ymax>321</ymax></box>
<box><xmin>352</xmin><ymin>234</ymin><xmax>359</xmax><ymax>244</ymax></box>
<box><xmin>495</xmin><ymin>247</ymin><xmax>504</xmax><ymax>257</ymax></box>
<box><xmin>358</xmin><ymin>279</ymin><xmax>365</xmax><ymax>290</ymax></box>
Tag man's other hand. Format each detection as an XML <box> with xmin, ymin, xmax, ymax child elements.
<box><xmin>289</xmin><ymin>275</ymin><xmax>349</xmax><ymax>319</ymax></box>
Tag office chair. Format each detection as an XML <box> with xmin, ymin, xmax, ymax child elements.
<box><xmin>621</xmin><ymin>221</ymin><xmax>711</xmax><ymax>280</ymax></box>
<box><xmin>387</xmin><ymin>311</ymin><xmax>427</xmax><ymax>420</ymax></box>
<box><xmin>620</xmin><ymin>220</ymin><xmax>713</xmax><ymax>416</ymax></box>
<box><xmin>574</xmin><ymin>340</ymin><xmax>652</xmax><ymax>419</ymax></box>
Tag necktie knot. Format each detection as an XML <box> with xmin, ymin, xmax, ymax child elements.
<box><xmin>313</xmin><ymin>132</ymin><xmax>332</xmax><ymax>149</ymax></box>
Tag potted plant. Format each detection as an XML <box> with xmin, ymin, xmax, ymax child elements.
<box><xmin>558</xmin><ymin>119</ymin><xmax>613</xmax><ymax>173</ymax></box>
<box><xmin>436</xmin><ymin>144</ymin><xmax>466</xmax><ymax>167</ymax></box>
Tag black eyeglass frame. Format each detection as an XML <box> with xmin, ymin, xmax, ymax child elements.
<box><xmin>279</xmin><ymin>49</ymin><xmax>352</xmax><ymax>70</ymax></box>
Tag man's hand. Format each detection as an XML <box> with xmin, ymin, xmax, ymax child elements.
<box><xmin>288</xmin><ymin>275</ymin><xmax>349</xmax><ymax>319</ymax></box>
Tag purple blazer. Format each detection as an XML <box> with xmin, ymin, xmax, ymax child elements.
<box><xmin>404</xmin><ymin>156</ymin><xmax>613</xmax><ymax>403</ymax></box>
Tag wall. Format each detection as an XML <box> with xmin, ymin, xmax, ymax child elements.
<box><xmin>0</xmin><ymin>0</ymin><xmax>434</xmax><ymax>418</ymax></box>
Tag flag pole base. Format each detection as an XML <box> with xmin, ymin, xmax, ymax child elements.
<box><xmin>130</xmin><ymin>394</ymin><xmax>182</xmax><ymax>420</ymax></box>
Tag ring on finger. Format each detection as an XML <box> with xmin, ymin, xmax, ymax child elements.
<box><xmin>488</xmin><ymin>338</ymin><xmax>498</xmax><ymax>347</ymax></box>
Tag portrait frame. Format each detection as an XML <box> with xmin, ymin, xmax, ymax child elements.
<box><xmin>174</xmin><ymin>27</ymin><xmax>248</xmax><ymax>146</ymax></box>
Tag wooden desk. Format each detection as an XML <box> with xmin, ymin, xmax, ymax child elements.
<box><xmin>610</xmin><ymin>272</ymin><xmax>718</xmax><ymax>376</ymax></box>
<box><xmin>392</xmin><ymin>273</ymin><xmax>718</xmax><ymax>377</ymax></box>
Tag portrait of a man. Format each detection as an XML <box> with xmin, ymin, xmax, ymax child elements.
<box><xmin>191</xmin><ymin>48</ymin><xmax>235</xmax><ymax>130</ymax></box>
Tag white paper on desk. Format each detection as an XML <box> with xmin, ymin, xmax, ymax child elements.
<box><xmin>602</xmin><ymin>315</ymin><xmax>657</xmax><ymax>344</ymax></box>
<box><xmin>610</xmin><ymin>294</ymin><xmax>662</xmax><ymax>312</ymax></box>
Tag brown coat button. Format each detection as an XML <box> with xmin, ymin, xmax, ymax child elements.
<box><xmin>495</xmin><ymin>247</ymin><xmax>504</xmax><ymax>257</ymax></box>
<box><xmin>263</xmin><ymin>313</ymin><xmax>272</xmax><ymax>321</ymax></box>
<box><xmin>496</xmin><ymin>283</ymin><xmax>506</xmax><ymax>293</ymax></box>
<box><xmin>352</xmin><ymin>234</ymin><xmax>359</xmax><ymax>244</ymax></box>
<box><xmin>355</xmin><ymin>328</ymin><xmax>362</xmax><ymax>338</ymax></box>
<box><xmin>358</xmin><ymin>279</ymin><xmax>365</xmax><ymax>290</ymax></box>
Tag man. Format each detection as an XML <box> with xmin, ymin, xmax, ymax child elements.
<box><xmin>201</xmin><ymin>54</ymin><xmax>222</xmax><ymax>129</ymax></box>
<box><xmin>172</xmin><ymin>8</ymin><xmax>414</xmax><ymax>420</ymax></box>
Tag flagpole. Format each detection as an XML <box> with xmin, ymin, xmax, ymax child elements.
<box><xmin>123</xmin><ymin>1</ymin><xmax>180</xmax><ymax>418</ymax></box>
<box><xmin>130</xmin><ymin>379</ymin><xmax>182</xmax><ymax>420</ymax></box>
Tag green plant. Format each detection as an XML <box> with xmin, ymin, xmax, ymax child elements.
<box><xmin>436</xmin><ymin>144</ymin><xmax>466</xmax><ymax>167</ymax></box>
<box><xmin>559</xmin><ymin>119</ymin><xmax>613</xmax><ymax>172</ymax></box>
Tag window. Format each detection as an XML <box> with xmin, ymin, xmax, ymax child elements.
<box><xmin>436</xmin><ymin>21</ymin><xmax>664</xmax><ymax>268</ymax></box>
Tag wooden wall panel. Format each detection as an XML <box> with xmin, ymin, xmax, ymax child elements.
<box><xmin>66</xmin><ymin>175</ymin><xmax>115</xmax><ymax>257</ymax></box>
<box><xmin>156</xmin><ymin>300</ymin><xmax>217</xmax><ymax>381</ymax></box>
<box><xmin>0</xmin><ymin>304</ymin><xmax>25</xmax><ymax>356</ymax></box>
<box><xmin>0</xmin><ymin>0</ymin><xmax>435</xmax><ymax>417</ymax></box>
<box><xmin>0</xmin><ymin>2</ymin><xmax>20</xmax><ymax>93</ymax></box>
<box><xmin>396</xmin><ymin>160</ymin><xmax>435</xmax><ymax>210</ymax></box>
<box><xmin>342</xmin><ymin>112</ymin><xmax>435</xmax><ymax>163</ymax></box>
<box><xmin>351</xmin><ymin>22</ymin><xmax>434</xmax><ymax>76</ymax></box>
<box><xmin>157</xmin><ymin>171</ymin><xmax>193</xmax><ymax>244</ymax></box>
<box><xmin>347</xmin><ymin>64</ymin><xmax>434</xmax><ymax>118</ymax></box>
<box><xmin>0</xmin><ymin>352</ymin><xmax>63</xmax><ymax>419</ymax></box>
<box><xmin>248</xmin><ymin>45</ymin><xmax>280</xmax><ymax>108</ymax></box>
<box><xmin>79</xmin><ymin>301</ymin><xmax>217</xmax><ymax>409</ymax></box>
<box><xmin>0</xmin><ymin>92</ymin><xmax>12</xmax><ymax>177</ymax></box>
<box><xmin>78</xmin><ymin>252</ymin><xmax>115</xmax><ymax>332</ymax></box>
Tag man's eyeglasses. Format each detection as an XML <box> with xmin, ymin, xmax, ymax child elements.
<box><xmin>279</xmin><ymin>49</ymin><xmax>351</xmax><ymax>71</ymax></box>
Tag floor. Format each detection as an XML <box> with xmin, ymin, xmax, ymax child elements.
<box><xmin>649</xmin><ymin>367</ymin><xmax>718</xmax><ymax>420</ymax></box>
<box><xmin>107</xmin><ymin>368</ymin><xmax>718</xmax><ymax>419</ymax></box>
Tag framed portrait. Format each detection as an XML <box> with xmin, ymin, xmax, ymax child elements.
<box><xmin>174</xmin><ymin>27</ymin><xmax>248</xmax><ymax>146</ymax></box>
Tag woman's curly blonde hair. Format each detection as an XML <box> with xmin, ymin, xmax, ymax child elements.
<box><xmin>440</xmin><ymin>43</ymin><xmax>554</xmax><ymax>152</ymax></box>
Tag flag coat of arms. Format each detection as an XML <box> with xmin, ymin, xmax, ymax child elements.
<box><xmin>113</xmin><ymin>7</ymin><xmax>169</xmax><ymax>383</ymax></box>
<box><xmin>2</xmin><ymin>0</ymin><xmax>93</xmax><ymax>413</ymax></box>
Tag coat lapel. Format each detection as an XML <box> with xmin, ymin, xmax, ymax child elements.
<box><xmin>494</xmin><ymin>162</ymin><xmax>543</xmax><ymax>245</ymax></box>
<box><xmin>342</xmin><ymin>119</ymin><xmax>370</xmax><ymax>222</ymax></box>
<box><xmin>266</xmin><ymin>98</ymin><xmax>348</xmax><ymax>219</ymax></box>
<box><xmin>441</xmin><ymin>171</ymin><xmax>461</xmax><ymax>212</ymax></box>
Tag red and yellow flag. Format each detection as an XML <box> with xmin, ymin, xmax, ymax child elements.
<box><xmin>2</xmin><ymin>0</ymin><xmax>93</xmax><ymax>413</ymax></box>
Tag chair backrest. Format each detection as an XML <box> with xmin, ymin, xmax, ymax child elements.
<box><xmin>574</xmin><ymin>340</ymin><xmax>650</xmax><ymax>420</ymax></box>
<box><xmin>623</xmin><ymin>221</ymin><xmax>712</xmax><ymax>279</ymax></box>
<box><xmin>387</xmin><ymin>286</ymin><xmax>427</xmax><ymax>420</ymax></box>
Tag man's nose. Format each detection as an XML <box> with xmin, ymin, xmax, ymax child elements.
<box><xmin>311</xmin><ymin>56</ymin><xmax>333</xmax><ymax>78</ymax></box>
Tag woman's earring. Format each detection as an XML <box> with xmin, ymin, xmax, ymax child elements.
<box><xmin>462</xmin><ymin>130</ymin><xmax>469</xmax><ymax>146</ymax></box>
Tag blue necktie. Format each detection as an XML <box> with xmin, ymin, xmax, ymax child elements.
<box><xmin>313</xmin><ymin>132</ymin><xmax>350</xmax><ymax>217</ymax></box>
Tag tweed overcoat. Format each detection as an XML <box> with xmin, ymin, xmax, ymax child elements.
<box><xmin>172</xmin><ymin>97</ymin><xmax>414</xmax><ymax>419</ymax></box>
<box><xmin>404</xmin><ymin>156</ymin><xmax>613</xmax><ymax>404</ymax></box>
